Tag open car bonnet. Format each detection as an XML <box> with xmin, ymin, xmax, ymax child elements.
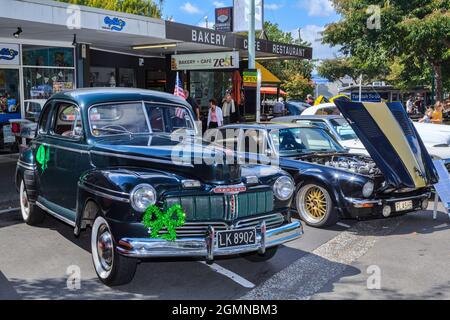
<box><xmin>333</xmin><ymin>100</ymin><xmax>439</xmax><ymax>189</ymax></box>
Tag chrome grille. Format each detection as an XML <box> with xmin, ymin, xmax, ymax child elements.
<box><xmin>155</xmin><ymin>213</ymin><xmax>285</xmax><ymax>238</ymax></box>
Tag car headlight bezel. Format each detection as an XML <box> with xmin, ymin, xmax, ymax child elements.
<box><xmin>273</xmin><ymin>176</ymin><xmax>295</xmax><ymax>201</ymax></box>
<box><xmin>362</xmin><ymin>181</ymin><xmax>375</xmax><ymax>198</ymax></box>
<box><xmin>130</xmin><ymin>184</ymin><xmax>157</xmax><ymax>212</ymax></box>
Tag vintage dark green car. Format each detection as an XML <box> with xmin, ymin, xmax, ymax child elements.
<box><xmin>15</xmin><ymin>88</ymin><xmax>303</xmax><ymax>286</ymax></box>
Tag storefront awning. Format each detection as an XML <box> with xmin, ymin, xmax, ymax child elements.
<box><xmin>256</xmin><ymin>62</ymin><xmax>281</xmax><ymax>84</ymax></box>
<box><xmin>261</xmin><ymin>87</ymin><xmax>286</xmax><ymax>95</ymax></box>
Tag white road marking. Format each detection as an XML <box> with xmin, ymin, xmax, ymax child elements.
<box><xmin>336</xmin><ymin>222</ymin><xmax>351</xmax><ymax>228</ymax></box>
<box><xmin>0</xmin><ymin>207</ymin><xmax>20</xmax><ymax>215</ymax></box>
<box><xmin>199</xmin><ymin>261</ymin><xmax>256</xmax><ymax>289</ymax></box>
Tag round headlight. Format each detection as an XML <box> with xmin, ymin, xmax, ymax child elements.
<box><xmin>130</xmin><ymin>184</ymin><xmax>157</xmax><ymax>212</ymax></box>
<box><xmin>273</xmin><ymin>176</ymin><xmax>295</xmax><ymax>201</ymax></box>
<box><xmin>362</xmin><ymin>181</ymin><xmax>374</xmax><ymax>198</ymax></box>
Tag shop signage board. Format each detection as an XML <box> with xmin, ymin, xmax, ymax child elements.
<box><xmin>171</xmin><ymin>52</ymin><xmax>239</xmax><ymax>71</ymax></box>
<box><xmin>233</xmin><ymin>0</ymin><xmax>264</xmax><ymax>32</ymax></box>
<box><xmin>100</xmin><ymin>16</ymin><xmax>127</xmax><ymax>32</ymax></box>
<box><xmin>166</xmin><ymin>22</ymin><xmax>234</xmax><ymax>47</ymax></box>
<box><xmin>351</xmin><ymin>92</ymin><xmax>382</xmax><ymax>102</ymax></box>
<box><xmin>243</xmin><ymin>69</ymin><xmax>258</xmax><ymax>88</ymax></box>
<box><xmin>0</xmin><ymin>43</ymin><xmax>20</xmax><ymax>65</ymax></box>
<box><xmin>165</xmin><ymin>22</ymin><xmax>313</xmax><ymax>60</ymax></box>
<box><xmin>215</xmin><ymin>7</ymin><xmax>233</xmax><ymax>32</ymax></box>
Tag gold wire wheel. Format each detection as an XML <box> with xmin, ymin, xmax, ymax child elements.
<box><xmin>297</xmin><ymin>184</ymin><xmax>332</xmax><ymax>225</ymax></box>
<box><xmin>305</xmin><ymin>187</ymin><xmax>327</xmax><ymax>218</ymax></box>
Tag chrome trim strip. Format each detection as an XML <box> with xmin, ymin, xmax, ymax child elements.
<box><xmin>116</xmin><ymin>220</ymin><xmax>303</xmax><ymax>259</ymax></box>
<box><xmin>90</xmin><ymin>150</ymin><xmax>192</xmax><ymax>167</ymax></box>
<box><xmin>34</xmin><ymin>142</ymin><xmax>89</xmax><ymax>154</ymax></box>
<box><xmin>78</xmin><ymin>183</ymin><xmax>130</xmax><ymax>203</ymax></box>
<box><xmin>36</xmin><ymin>201</ymin><xmax>76</xmax><ymax>227</ymax></box>
<box><xmin>17</xmin><ymin>161</ymin><xmax>36</xmax><ymax>170</ymax></box>
<box><xmin>82</xmin><ymin>181</ymin><xmax>130</xmax><ymax>197</ymax></box>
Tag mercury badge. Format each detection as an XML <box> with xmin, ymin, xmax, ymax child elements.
<box><xmin>212</xmin><ymin>184</ymin><xmax>247</xmax><ymax>194</ymax></box>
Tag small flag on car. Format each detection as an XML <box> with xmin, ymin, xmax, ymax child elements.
<box><xmin>173</xmin><ymin>72</ymin><xmax>186</xmax><ymax>118</ymax></box>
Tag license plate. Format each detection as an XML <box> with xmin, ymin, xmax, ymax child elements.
<box><xmin>395</xmin><ymin>200</ymin><xmax>413</xmax><ymax>212</ymax></box>
<box><xmin>217</xmin><ymin>228</ymin><xmax>256</xmax><ymax>248</ymax></box>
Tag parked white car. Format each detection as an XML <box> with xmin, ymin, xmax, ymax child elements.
<box><xmin>9</xmin><ymin>99</ymin><xmax>46</xmax><ymax>143</ymax></box>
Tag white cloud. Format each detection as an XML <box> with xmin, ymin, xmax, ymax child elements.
<box><xmin>213</xmin><ymin>1</ymin><xmax>226</xmax><ymax>7</ymax></box>
<box><xmin>265</xmin><ymin>3</ymin><xmax>283</xmax><ymax>10</ymax></box>
<box><xmin>180</xmin><ymin>2</ymin><xmax>202</xmax><ymax>14</ymax></box>
<box><xmin>293</xmin><ymin>25</ymin><xmax>341</xmax><ymax>60</ymax></box>
<box><xmin>297</xmin><ymin>0</ymin><xmax>335</xmax><ymax>17</ymax></box>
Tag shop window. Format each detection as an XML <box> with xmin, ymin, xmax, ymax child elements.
<box><xmin>0</xmin><ymin>69</ymin><xmax>20</xmax><ymax>114</ymax></box>
<box><xmin>118</xmin><ymin>68</ymin><xmax>136</xmax><ymax>88</ymax></box>
<box><xmin>23</xmin><ymin>68</ymin><xmax>75</xmax><ymax>100</ymax></box>
<box><xmin>22</xmin><ymin>46</ymin><xmax>74</xmax><ymax>68</ymax></box>
<box><xmin>190</xmin><ymin>71</ymin><xmax>233</xmax><ymax>113</ymax></box>
<box><xmin>90</xmin><ymin>67</ymin><xmax>116</xmax><ymax>87</ymax></box>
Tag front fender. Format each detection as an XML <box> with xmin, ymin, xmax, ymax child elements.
<box><xmin>76</xmin><ymin>167</ymin><xmax>182</xmax><ymax>233</ymax></box>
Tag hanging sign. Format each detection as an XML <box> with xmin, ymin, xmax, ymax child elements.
<box><xmin>171</xmin><ymin>51</ymin><xmax>239</xmax><ymax>71</ymax></box>
<box><xmin>233</xmin><ymin>0</ymin><xmax>264</xmax><ymax>32</ymax></box>
<box><xmin>243</xmin><ymin>69</ymin><xmax>258</xmax><ymax>88</ymax></box>
<box><xmin>215</xmin><ymin>7</ymin><xmax>233</xmax><ymax>32</ymax></box>
<box><xmin>0</xmin><ymin>43</ymin><xmax>20</xmax><ymax>65</ymax></box>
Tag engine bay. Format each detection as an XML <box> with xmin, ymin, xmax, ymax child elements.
<box><xmin>298</xmin><ymin>153</ymin><xmax>383</xmax><ymax>177</ymax></box>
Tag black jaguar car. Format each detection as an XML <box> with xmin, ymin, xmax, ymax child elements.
<box><xmin>15</xmin><ymin>88</ymin><xmax>303</xmax><ymax>286</ymax></box>
<box><xmin>219</xmin><ymin>100</ymin><xmax>438</xmax><ymax>228</ymax></box>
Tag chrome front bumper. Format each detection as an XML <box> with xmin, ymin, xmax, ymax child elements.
<box><xmin>346</xmin><ymin>192</ymin><xmax>431</xmax><ymax>208</ymax></box>
<box><xmin>116</xmin><ymin>220</ymin><xmax>303</xmax><ymax>261</ymax></box>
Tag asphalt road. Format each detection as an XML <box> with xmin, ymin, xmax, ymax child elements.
<box><xmin>0</xmin><ymin>154</ymin><xmax>449</xmax><ymax>300</ymax></box>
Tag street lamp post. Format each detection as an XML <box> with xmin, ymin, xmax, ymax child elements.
<box><xmin>248</xmin><ymin>0</ymin><xmax>261</xmax><ymax>122</ymax></box>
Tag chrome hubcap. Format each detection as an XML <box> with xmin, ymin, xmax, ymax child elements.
<box><xmin>97</xmin><ymin>226</ymin><xmax>113</xmax><ymax>271</ymax></box>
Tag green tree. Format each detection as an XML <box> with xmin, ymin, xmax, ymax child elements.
<box><xmin>259</xmin><ymin>21</ymin><xmax>315</xmax><ymax>98</ymax></box>
<box><xmin>57</xmin><ymin>0</ymin><xmax>163</xmax><ymax>18</ymax></box>
<box><xmin>317</xmin><ymin>58</ymin><xmax>359</xmax><ymax>84</ymax></box>
<box><xmin>323</xmin><ymin>0</ymin><xmax>449</xmax><ymax>100</ymax></box>
<box><xmin>282</xmin><ymin>73</ymin><xmax>314</xmax><ymax>100</ymax></box>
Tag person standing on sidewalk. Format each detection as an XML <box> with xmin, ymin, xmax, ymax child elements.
<box><xmin>184</xmin><ymin>89</ymin><xmax>200</xmax><ymax>121</ymax></box>
<box><xmin>207</xmin><ymin>99</ymin><xmax>223</xmax><ymax>129</ymax></box>
<box><xmin>222</xmin><ymin>93</ymin><xmax>236</xmax><ymax>125</ymax></box>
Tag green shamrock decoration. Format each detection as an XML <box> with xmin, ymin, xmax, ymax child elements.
<box><xmin>36</xmin><ymin>145</ymin><xmax>50</xmax><ymax>172</ymax></box>
<box><xmin>142</xmin><ymin>203</ymin><xmax>186</xmax><ymax>241</ymax></box>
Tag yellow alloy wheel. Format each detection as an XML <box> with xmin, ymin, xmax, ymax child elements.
<box><xmin>305</xmin><ymin>187</ymin><xmax>327</xmax><ymax>218</ymax></box>
<box><xmin>297</xmin><ymin>184</ymin><xmax>333</xmax><ymax>226</ymax></box>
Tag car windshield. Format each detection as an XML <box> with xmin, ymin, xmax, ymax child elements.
<box><xmin>270</xmin><ymin>127</ymin><xmax>346</xmax><ymax>156</ymax></box>
<box><xmin>89</xmin><ymin>102</ymin><xmax>195</xmax><ymax>137</ymax></box>
<box><xmin>330</xmin><ymin>118</ymin><xmax>358</xmax><ymax>141</ymax></box>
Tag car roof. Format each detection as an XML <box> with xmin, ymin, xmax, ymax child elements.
<box><xmin>49</xmin><ymin>88</ymin><xmax>189</xmax><ymax>109</ymax></box>
<box><xmin>272</xmin><ymin>115</ymin><xmax>344</xmax><ymax>122</ymax></box>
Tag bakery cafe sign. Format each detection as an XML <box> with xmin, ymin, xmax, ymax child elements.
<box><xmin>171</xmin><ymin>52</ymin><xmax>239</xmax><ymax>71</ymax></box>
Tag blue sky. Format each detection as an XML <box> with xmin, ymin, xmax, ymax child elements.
<box><xmin>162</xmin><ymin>0</ymin><xmax>341</xmax><ymax>59</ymax></box>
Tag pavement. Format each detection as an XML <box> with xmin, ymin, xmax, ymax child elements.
<box><xmin>0</xmin><ymin>153</ymin><xmax>449</xmax><ymax>300</ymax></box>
